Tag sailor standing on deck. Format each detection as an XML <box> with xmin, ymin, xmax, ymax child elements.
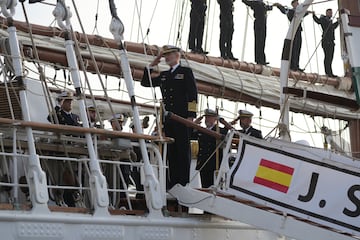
<box><xmin>86</xmin><ymin>104</ymin><xmax>101</xmax><ymax>128</ymax></box>
<box><xmin>232</xmin><ymin>110</ymin><xmax>263</xmax><ymax>139</ymax></box>
<box><xmin>141</xmin><ymin>45</ymin><xmax>198</xmax><ymax>189</ymax></box>
<box><xmin>47</xmin><ymin>91</ymin><xmax>81</xmax><ymax>126</ymax></box>
<box><xmin>193</xmin><ymin>109</ymin><xmax>228</xmax><ymax>188</ymax></box>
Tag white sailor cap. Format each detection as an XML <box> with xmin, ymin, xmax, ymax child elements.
<box><xmin>238</xmin><ymin>110</ymin><xmax>253</xmax><ymax>118</ymax></box>
<box><xmin>110</xmin><ymin>113</ymin><xmax>125</xmax><ymax>122</ymax></box>
<box><xmin>204</xmin><ymin>109</ymin><xmax>218</xmax><ymax>117</ymax></box>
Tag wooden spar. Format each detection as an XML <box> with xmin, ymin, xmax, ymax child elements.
<box><xmin>165</xmin><ymin>111</ymin><xmax>224</xmax><ymax>140</ymax></box>
<box><xmin>0</xmin><ymin>117</ymin><xmax>172</xmax><ymax>142</ymax></box>
<box><xmin>339</xmin><ymin>0</ymin><xmax>360</xmax><ymax>157</ymax></box>
<box><xmin>0</xmin><ymin>16</ymin><xmax>342</xmax><ymax>87</ymax></box>
<box><xmin>19</xmin><ymin>46</ymin><xmax>357</xmax><ymax>120</ymax></box>
<box><xmin>349</xmin><ymin>119</ymin><xmax>360</xmax><ymax>158</ymax></box>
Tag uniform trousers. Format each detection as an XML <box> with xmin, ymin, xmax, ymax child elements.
<box><xmin>291</xmin><ymin>30</ymin><xmax>302</xmax><ymax>70</ymax></box>
<box><xmin>188</xmin><ymin>11</ymin><xmax>205</xmax><ymax>51</ymax></box>
<box><xmin>164</xmin><ymin>119</ymin><xmax>191</xmax><ymax>189</ymax></box>
<box><xmin>254</xmin><ymin>19</ymin><xmax>267</xmax><ymax>64</ymax></box>
<box><xmin>322</xmin><ymin>41</ymin><xmax>335</xmax><ymax>76</ymax></box>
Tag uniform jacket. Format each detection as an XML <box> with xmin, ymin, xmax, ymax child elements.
<box><xmin>190</xmin><ymin>0</ymin><xmax>207</xmax><ymax>15</ymax></box>
<box><xmin>141</xmin><ymin>65</ymin><xmax>198</xmax><ymax>118</ymax></box>
<box><xmin>276</xmin><ymin>5</ymin><xmax>309</xmax><ymax>33</ymax></box>
<box><xmin>241</xmin><ymin>126</ymin><xmax>263</xmax><ymax>139</ymax></box>
<box><xmin>47</xmin><ymin>108</ymin><xmax>81</xmax><ymax>126</ymax></box>
<box><xmin>218</xmin><ymin>0</ymin><xmax>234</xmax><ymax>24</ymax></box>
<box><xmin>192</xmin><ymin>125</ymin><xmax>228</xmax><ymax>170</ymax></box>
<box><xmin>313</xmin><ymin>14</ymin><xmax>338</xmax><ymax>43</ymax></box>
<box><xmin>242</xmin><ymin>0</ymin><xmax>273</xmax><ymax>24</ymax></box>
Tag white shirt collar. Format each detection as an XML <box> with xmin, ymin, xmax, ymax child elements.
<box><xmin>171</xmin><ymin>63</ymin><xmax>180</xmax><ymax>72</ymax></box>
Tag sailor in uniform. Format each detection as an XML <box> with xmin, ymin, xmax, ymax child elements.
<box><xmin>188</xmin><ymin>0</ymin><xmax>208</xmax><ymax>54</ymax></box>
<box><xmin>276</xmin><ymin>0</ymin><xmax>311</xmax><ymax>71</ymax></box>
<box><xmin>193</xmin><ymin>109</ymin><xmax>228</xmax><ymax>188</ymax></box>
<box><xmin>141</xmin><ymin>45</ymin><xmax>198</xmax><ymax>188</ymax></box>
<box><xmin>47</xmin><ymin>91</ymin><xmax>81</xmax><ymax>126</ymax></box>
<box><xmin>218</xmin><ymin>0</ymin><xmax>237</xmax><ymax>60</ymax></box>
<box><xmin>87</xmin><ymin>104</ymin><xmax>102</xmax><ymax>128</ymax></box>
<box><xmin>312</xmin><ymin>9</ymin><xmax>339</xmax><ymax>77</ymax></box>
<box><xmin>242</xmin><ymin>0</ymin><xmax>276</xmax><ymax>65</ymax></box>
<box><xmin>235</xmin><ymin>110</ymin><xmax>263</xmax><ymax>139</ymax></box>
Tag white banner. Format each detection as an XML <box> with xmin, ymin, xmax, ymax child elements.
<box><xmin>227</xmin><ymin>139</ymin><xmax>360</xmax><ymax>236</ymax></box>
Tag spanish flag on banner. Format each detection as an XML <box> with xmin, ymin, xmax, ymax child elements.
<box><xmin>253</xmin><ymin>159</ymin><xmax>294</xmax><ymax>193</ymax></box>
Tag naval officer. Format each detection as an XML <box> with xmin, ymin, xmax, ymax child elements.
<box><xmin>47</xmin><ymin>91</ymin><xmax>81</xmax><ymax>126</ymax></box>
<box><xmin>193</xmin><ymin>109</ymin><xmax>228</xmax><ymax>188</ymax></box>
<box><xmin>232</xmin><ymin>110</ymin><xmax>263</xmax><ymax>139</ymax></box>
<box><xmin>141</xmin><ymin>45</ymin><xmax>198</xmax><ymax>188</ymax></box>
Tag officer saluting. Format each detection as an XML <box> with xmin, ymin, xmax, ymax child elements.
<box><xmin>141</xmin><ymin>45</ymin><xmax>198</xmax><ymax>188</ymax></box>
<box><xmin>193</xmin><ymin>109</ymin><xmax>228</xmax><ymax>188</ymax></box>
<box><xmin>232</xmin><ymin>110</ymin><xmax>263</xmax><ymax>139</ymax></box>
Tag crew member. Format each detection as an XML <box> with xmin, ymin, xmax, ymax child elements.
<box><xmin>193</xmin><ymin>109</ymin><xmax>228</xmax><ymax>188</ymax></box>
<box><xmin>218</xmin><ymin>0</ymin><xmax>237</xmax><ymax>60</ymax></box>
<box><xmin>312</xmin><ymin>9</ymin><xmax>339</xmax><ymax>77</ymax></box>
<box><xmin>277</xmin><ymin>0</ymin><xmax>311</xmax><ymax>71</ymax></box>
<box><xmin>242</xmin><ymin>0</ymin><xmax>276</xmax><ymax>65</ymax></box>
<box><xmin>141</xmin><ymin>45</ymin><xmax>198</xmax><ymax>188</ymax></box>
<box><xmin>188</xmin><ymin>0</ymin><xmax>208</xmax><ymax>54</ymax></box>
<box><xmin>47</xmin><ymin>91</ymin><xmax>80</xmax><ymax>126</ymax></box>
<box><xmin>233</xmin><ymin>110</ymin><xmax>262</xmax><ymax>139</ymax></box>
<box><xmin>87</xmin><ymin>104</ymin><xmax>101</xmax><ymax>128</ymax></box>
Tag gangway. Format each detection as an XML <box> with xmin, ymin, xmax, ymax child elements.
<box><xmin>169</xmin><ymin>131</ymin><xmax>360</xmax><ymax>240</ymax></box>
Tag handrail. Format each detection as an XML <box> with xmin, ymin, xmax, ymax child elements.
<box><xmin>0</xmin><ymin>117</ymin><xmax>173</xmax><ymax>142</ymax></box>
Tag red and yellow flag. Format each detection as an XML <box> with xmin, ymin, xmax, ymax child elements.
<box><xmin>253</xmin><ymin>159</ymin><xmax>294</xmax><ymax>193</ymax></box>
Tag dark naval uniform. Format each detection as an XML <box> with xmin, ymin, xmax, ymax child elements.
<box><xmin>194</xmin><ymin>126</ymin><xmax>228</xmax><ymax>188</ymax></box>
<box><xmin>313</xmin><ymin>14</ymin><xmax>339</xmax><ymax>77</ymax></box>
<box><xmin>141</xmin><ymin>64</ymin><xmax>198</xmax><ymax>188</ymax></box>
<box><xmin>242</xmin><ymin>0</ymin><xmax>273</xmax><ymax>65</ymax></box>
<box><xmin>188</xmin><ymin>0</ymin><xmax>207</xmax><ymax>53</ymax></box>
<box><xmin>47</xmin><ymin>108</ymin><xmax>81</xmax><ymax>126</ymax></box>
<box><xmin>276</xmin><ymin>4</ymin><xmax>309</xmax><ymax>71</ymax></box>
<box><xmin>241</xmin><ymin>126</ymin><xmax>263</xmax><ymax>139</ymax></box>
<box><xmin>218</xmin><ymin>0</ymin><xmax>236</xmax><ymax>60</ymax></box>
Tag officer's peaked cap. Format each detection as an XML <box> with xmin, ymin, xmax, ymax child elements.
<box><xmin>162</xmin><ymin>45</ymin><xmax>181</xmax><ymax>55</ymax></box>
<box><xmin>204</xmin><ymin>109</ymin><xmax>218</xmax><ymax>117</ymax></box>
<box><xmin>238</xmin><ymin>110</ymin><xmax>253</xmax><ymax>118</ymax></box>
<box><xmin>57</xmin><ymin>91</ymin><xmax>74</xmax><ymax>100</ymax></box>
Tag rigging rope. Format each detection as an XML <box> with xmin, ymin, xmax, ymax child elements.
<box><xmin>91</xmin><ymin>0</ymin><xmax>100</xmax><ymax>35</ymax></box>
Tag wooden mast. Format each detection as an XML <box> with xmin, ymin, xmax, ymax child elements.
<box><xmin>339</xmin><ymin>0</ymin><xmax>360</xmax><ymax>157</ymax></box>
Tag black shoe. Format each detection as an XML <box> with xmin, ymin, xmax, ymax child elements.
<box><xmin>229</xmin><ymin>56</ymin><xmax>238</xmax><ymax>61</ymax></box>
<box><xmin>197</xmin><ymin>48</ymin><xmax>209</xmax><ymax>54</ymax></box>
<box><xmin>258</xmin><ymin>62</ymin><xmax>269</xmax><ymax>65</ymax></box>
<box><xmin>327</xmin><ymin>74</ymin><xmax>338</xmax><ymax>78</ymax></box>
